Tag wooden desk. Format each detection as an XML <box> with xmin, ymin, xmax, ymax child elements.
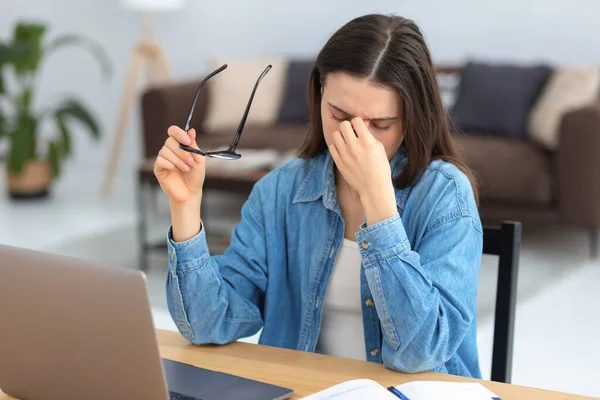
<box><xmin>1</xmin><ymin>329</ymin><xmax>594</xmax><ymax>400</ymax></box>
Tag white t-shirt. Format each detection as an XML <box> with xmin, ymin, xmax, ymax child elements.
<box><xmin>315</xmin><ymin>238</ymin><xmax>366</xmax><ymax>361</ymax></box>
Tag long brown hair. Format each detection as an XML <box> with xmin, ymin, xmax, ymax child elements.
<box><xmin>297</xmin><ymin>14</ymin><xmax>478</xmax><ymax>204</ymax></box>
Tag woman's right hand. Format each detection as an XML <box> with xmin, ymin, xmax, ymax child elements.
<box><xmin>154</xmin><ymin>125</ymin><xmax>206</xmax><ymax>205</ymax></box>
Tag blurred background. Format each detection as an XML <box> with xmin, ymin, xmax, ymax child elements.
<box><xmin>1</xmin><ymin>0</ymin><xmax>599</xmax><ymax>397</ymax></box>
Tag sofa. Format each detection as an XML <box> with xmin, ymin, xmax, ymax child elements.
<box><xmin>140</xmin><ymin>59</ymin><xmax>600</xmax><ymax>257</ymax></box>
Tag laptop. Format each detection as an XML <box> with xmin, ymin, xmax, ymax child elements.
<box><xmin>0</xmin><ymin>244</ymin><xmax>293</xmax><ymax>400</ymax></box>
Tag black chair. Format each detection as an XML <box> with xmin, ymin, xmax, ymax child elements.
<box><xmin>482</xmin><ymin>221</ymin><xmax>522</xmax><ymax>384</ymax></box>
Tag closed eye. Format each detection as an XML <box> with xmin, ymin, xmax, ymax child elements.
<box><xmin>372</xmin><ymin>124</ymin><xmax>391</xmax><ymax>131</ymax></box>
<box><xmin>332</xmin><ymin>115</ymin><xmax>391</xmax><ymax>131</ymax></box>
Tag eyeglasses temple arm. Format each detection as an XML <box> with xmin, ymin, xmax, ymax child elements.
<box><xmin>230</xmin><ymin>64</ymin><xmax>272</xmax><ymax>149</ymax></box>
<box><xmin>179</xmin><ymin>144</ymin><xmax>208</xmax><ymax>156</ymax></box>
<box><xmin>183</xmin><ymin>63</ymin><xmax>228</xmax><ymax>132</ymax></box>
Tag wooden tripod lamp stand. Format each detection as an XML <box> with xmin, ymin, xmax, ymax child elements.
<box><xmin>101</xmin><ymin>0</ymin><xmax>185</xmax><ymax>198</ymax></box>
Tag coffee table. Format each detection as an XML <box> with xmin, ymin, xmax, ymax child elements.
<box><xmin>137</xmin><ymin>158</ymin><xmax>270</xmax><ymax>270</ymax></box>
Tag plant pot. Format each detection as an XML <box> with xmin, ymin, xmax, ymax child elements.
<box><xmin>5</xmin><ymin>160</ymin><xmax>53</xmax><ymax>200</ymax></box>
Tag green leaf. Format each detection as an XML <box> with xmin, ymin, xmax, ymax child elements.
<box><xmin>12</xmin><ymin>22</ymin><xmax>46</xmax><ymax>76</ymax></box>
<box><xmin>0</xmin><ymin>118</ymin><xmax>5</xmax><ymax>144</ymax></box>
<box><xmin>55</xmin><ymin>112</ymin><xmax>71</xmax><ymax>157</ymax></box>
<box><xmin>8</xmin><ymin>113</ymin><xmax>37</xmax><ymax>174</ymax></box>
<box><xmin>47</xmin><ymin>140</ymin><xmax>60</xmax><ymax>178</ymax></box>
<box><xmin>0</xmin><ymin>43</ymin><xmax>11</xmax><ymax>64</ymax></box>
<box><xmin>19</xmin><ymin>87</ymin><xmax>32</xmax><ymax>111</ymax></box>
<box><xmin>47</xmin><ymin>34</ymin><xmax>112</xmax><ymax>79</ymax></box>
<box><xmin>0</xmin><ymin>43</ymin><xmax>8</xmax><ymax>94</ymax></box>
<box><xmin>1</xmin><ymin>42</ymin><xmax>30</xmax><ymax>93</ymax></box>
<box><xmin>0</xmin><ymin>41</ymin><xmax>30</xmax><ymax>65</ymax></box>
<box><xmin>55</xmin><ymin>98</ymin><xmax>100</xmax><ymax>139</ymax></box>
<box><xmin>0</xmin><ymin>107</ymin><xmax>5</xmax><ymax>139</ymax></box>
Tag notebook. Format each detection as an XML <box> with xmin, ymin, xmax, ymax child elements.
<box><xmin>300</xmin><ymin>379</ymin><xmax>501</xmax><ymax>400</ymax></box>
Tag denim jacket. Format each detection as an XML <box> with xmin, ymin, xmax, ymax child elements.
<box><xmin>166</xmin><ymin>148</ymin><xmax>483</xmax><ymax>378</ymax></box>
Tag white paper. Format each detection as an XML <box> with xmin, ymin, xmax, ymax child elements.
<box><xmin>300</xmin><ymin>379</ymin><xmax>397</xmax><ymax>400</ymax></box>
<box><xmin>301</xmin><ymin>379</ymin><xmax>500</xmax><ymax>400</ymax></box>
<box><xmin>395</xmin><ymin>381</ymin><xmax>500</xmax><ymax>400</ymax></box>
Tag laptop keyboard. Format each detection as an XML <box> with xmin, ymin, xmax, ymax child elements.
<box><xmin>169</xmin><ymin>391</ymin><xmax>203</xmax><ymax>400</ymax></box>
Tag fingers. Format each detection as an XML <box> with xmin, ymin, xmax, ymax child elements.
<box><xmin>166</xmin><ymin>137</ymin><xmax>195</xmax><ymax>166</ymax></box>
<box><xmin>351</xmin><ymin>117</ymin><xmax>374</xmax><ymax>142</ymax></box>
<box><xmin>167</xmin><ymin>127</ymin><xmax>204</xmax><ymax>163</ymax></box>
<box><xmin>331</xmin><ymin>130</ymin><xmax>345</xmax><ymax>151</ymax></box>
<box><xmin>159</xmin><ymin>146</ymin><xmax>191</xmax><ymax>172</ymax></box>
<box><xmin>329</xmin><ymin>141</ymin><xmax>343</xmax><ymax>168</ymax></box>
<box><xmin>167</xmin><ymin>125</ymin><xmax>192</xmax><ymax>146</ymax></box>
<box><xmin>188</xmin><ymin>128</ymin><xmax>197</xmax><ymax>144</ymax></box>
<box><xmin>185</xmin><ymin>129</ymin><xmax>205</xmax><ymax>163</ymax></box>
<box><xmin>339</xmin><ymin>120</ymin><xmax>358</xmax><ymax>146</ymax></box>
<box><xmin>331</xmin><ymin>130</ymin><xmax>350</xmax><ymax>165</ymax></box>
<box><xmin>331</xmin><ymin>117</ymin><xmax>376</xmax><ymax>166</ymax></box>
<box><xmin>153</xmin><ymin>156</ymin><xmax>176</xmax><ymax>175</ymax></box>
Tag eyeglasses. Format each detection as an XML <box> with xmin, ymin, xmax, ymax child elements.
<box><xmin>178</xmin><ymin>63</ymin><xmax>272</xmax><ymax>160</ymax></box>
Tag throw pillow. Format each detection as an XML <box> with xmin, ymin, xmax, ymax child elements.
<box><xmin>276</xmin><ymin>59</ymin><xmax>314</xmax><ymax>124</ymax></box>
<box><xmin>450</xmin><ymin>61</ymin><xmax>553</xmax><ymax>139</ymax></box>
<box><xmin>203</xmin><ymin>57</ymin><xmax>289</xmax><ymax>134</ymax></box>
<box><xmin>528</xmin><ymin>67</ymin><xmax>600</xmax><ymax>150</ymax></box>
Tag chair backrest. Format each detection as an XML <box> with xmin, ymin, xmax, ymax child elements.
<box><xmin>482</xmin><ymin>221</ymin><xmax>522</xmax><ymax>384</ymax></box>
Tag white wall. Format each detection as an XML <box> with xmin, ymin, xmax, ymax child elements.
<box><xmin>1</xmin><ymin>0</ymin><xmax>597</xmax><ymax>189</ymax></box>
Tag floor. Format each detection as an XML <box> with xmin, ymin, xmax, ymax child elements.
<box><xmin>1</xmin><ymin>166</ymin><xmax>599</xmax><ymax>398</ymax></box>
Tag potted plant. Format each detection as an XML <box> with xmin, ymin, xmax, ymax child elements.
<box><xmin>0</xmin><ymin>21</ymin><xmax>111</xmax><ymax>199</ymax></box>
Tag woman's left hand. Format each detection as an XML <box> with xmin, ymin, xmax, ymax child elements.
<box><xmin>329</xmin><ymin>117</ymin><xmax>398</xmax><ymax>225</ymax></box>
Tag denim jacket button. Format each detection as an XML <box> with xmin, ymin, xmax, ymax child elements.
<box><xmin>365</xmin><ymin>298</ymin><xmax>375</xmax><ymax>307</ymax></box>
<box><xmin>361</xmin><ymin>240</ymin><xmax>370</xmax><ymax>250</ymax></box>
<box><xmin>170</xmin><ymin>253</ymin><xmax>175</xmax><ymax>261</ymax></box>
<box><xmin>370</xmin><ymin>348</ymin><xmax>379</xmax><ymax>356</ymax></box>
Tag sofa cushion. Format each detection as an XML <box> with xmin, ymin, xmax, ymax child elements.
<box><xmin>452</xmin><ymin>134</ymin><xmax>554</xmax><ymax>205</ymax></box>
<box><xmin>277</xmin><ymin>59</ymin><xmax>314</xmax><ymax>124</ymax></box>
<box><xmin>450</xmin><ymin>61</ymin><xmax>552</xmax><ymax>139</ymax></box>
<box><xmin>528</xmin><ymin>66</ymin><xmax>600</xmax><ymax>150</ymax></box>
<box><xmin>203</xmin><ymin>57</ymin><xmax>289</xmax><ymax>134</ymax></box>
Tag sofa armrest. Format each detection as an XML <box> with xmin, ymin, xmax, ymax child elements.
<box><xmin>140</xmin><ymin>79</ymin><xmax>207</xmax><ymax>159</ymax></box>
<box><xmin>557</xmin><ymin>103</ymin><xmax>600</xmax><ymax>227</ymax></box>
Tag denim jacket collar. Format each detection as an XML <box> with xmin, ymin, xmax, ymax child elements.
<box><xmin>292</xmin><ymin>146</ymin><xmax>410</xmax><ymax>210</ymax></box>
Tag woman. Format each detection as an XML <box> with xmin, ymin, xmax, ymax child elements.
<box><xmin>154</xmin><ymin>14</ymin><xmax>483</xmax><ymax>378</ymax></box>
